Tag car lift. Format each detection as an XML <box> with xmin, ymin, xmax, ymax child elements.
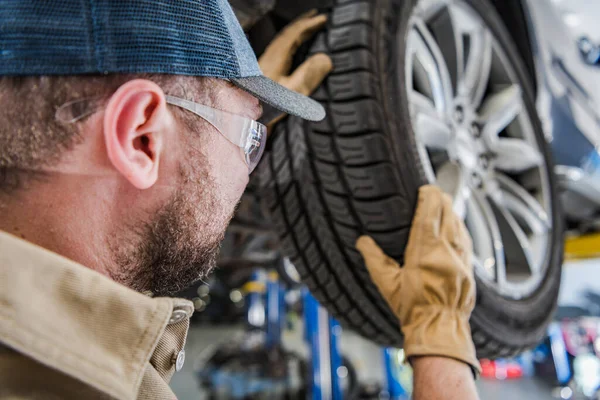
<box><xmin>302</xmin><ymin>288</ymin><xmax>411</xmax><ymax>399</ymax></box>
<box><xmin>302</xmin><ymin>289</ymin><xmax>344</xmax><ymax>400</ymax></box>
<box><xmin>245</xmin><ymin>269</ymin><xmax>414</xmax><ymax>399</ymax></box>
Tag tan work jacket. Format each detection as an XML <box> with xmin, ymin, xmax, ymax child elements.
<box><xmin>0</xmin><ymin>231</ymin><xmax>194</xmax><ymax>399</ymax></box>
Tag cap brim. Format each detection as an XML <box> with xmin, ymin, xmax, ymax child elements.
<box><xmin>230</xmin><ymin>76</ymin><xmax>325</xmax><ymax>122</ymax></box>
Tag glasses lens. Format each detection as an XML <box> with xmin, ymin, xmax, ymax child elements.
<box><xmin>245</xmin><ymin>121</ymin><xmax>267</xmax><ymax>173</ymax></box>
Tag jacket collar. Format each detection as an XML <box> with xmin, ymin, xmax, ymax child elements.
<box><xmin>0</xmin><ymin>231</ymin><xmax>192</xmax><ymax>399</ymax></box>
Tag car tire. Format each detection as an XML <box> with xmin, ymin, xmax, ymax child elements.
<box><xmin>259</xmin><ymin>0</ymin><xmax>562</xmax><ymax>358</ymax></box>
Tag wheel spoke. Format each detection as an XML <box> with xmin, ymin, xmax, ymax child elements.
<box><xmin>410</xmin><ymin>19</ymin><xmax>454</xmax><ymax>111</ymax></box>
<box><xmin>489</xmin><ymin>173</ymin><xmax>551</xmax><ymax>274</ymax></box>
<box><xmin>424</xmin><ymin>4</ymin><xmax>494</xmax><ymax>106</ymax></box>
<box><xmin>472</xmin><ymin>255</ymin><xmax>488</xmax><ymax>278</ymax></box>
<box><xmin>425</xmin><ymin>6</ymin><xmax>462</xmax><ymax>95</ymax></box>
<box><xmin>471</xmin><ymin>191</ymin><xmax>507</xmax><ymax>285</ymax></box>
<box><xmin>409</xmin><ymin>89</ymin><xmax>442</xmax><ymax>116</ymax></box>
<box><xmin>488</xmin><ymin>193</ymin><xmax>537</xmax><ymax>275</ymax></box>
<box><xmin>466</xmin><ymin>197</ymin><xmax>496</xmax><ymax>281</ymax></box>
<box><xmin>493</xmin><ymin>137</ymin><xmax>543</xmax><ymax>173</ymax></box>
<box><xmin>479</xmin><ymin>84</ymin><xmax>523</xmax><ymax>144</ymax></box>
<box><xmin>417</xmin><ymin>144</ymin><xmax>437</xmax><ymax>183</ymax></box>
<box><xmin>436</xmin><ymin>161</ymin><xmax>470</xmax><ymax>219</ymax></box>
<box><xmin>410</xmin><ymin>91</ymin><xmax>452</xmax><ymax>150</ymax></box>
<box><xmin>495</xmin><ymin>173</ymin><xmax>550</xmax><ymax>234</ymax></box>
<box><xmin>460</xmin><ymin>29</ymin><xmax>493</xmax><ymax>107</ymax></box>
<box><xmin>413</xmin><ymin>0</ymin><xmax>446</xmax><ymax>21</ymax></box>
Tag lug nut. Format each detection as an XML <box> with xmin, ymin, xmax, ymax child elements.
<box><xmin>471</xmin><ymin>172</ymin><xmax>483</xmax><ymax>188</ymax></box>
<box><xmin>470</xmin><ymin>123</ymin><xmax>481</xmax><ymax>138</ymax></box>
<box><xmin>454</xmin><ymin>106</ymin><xmax>464</xmax><ymax>124</ymax></box>
<box><xmin>480</xmin><ymin>155</ymin><xmax>489</xmax><ymax>169</ymax></box>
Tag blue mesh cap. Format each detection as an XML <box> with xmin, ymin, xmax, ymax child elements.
<box><xmin>0</xmin><ymin>0</ymin><xmax>325</xmax><ymax>121</ymax></box>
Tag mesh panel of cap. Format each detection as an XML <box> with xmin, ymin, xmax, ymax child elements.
<box><xmin>0</xmin><ymin>0</ymin><xmax>260</xmax><ymax>78</ymax></box>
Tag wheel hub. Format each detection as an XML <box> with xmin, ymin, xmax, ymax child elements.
<box><xmin>448</xmin><ymin>101</ymin><xmax>488</xmax><ymax>183</ymax></box>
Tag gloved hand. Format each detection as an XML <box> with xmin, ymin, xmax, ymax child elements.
<box><xmin>258</xmin><ymin>9</ymin><xmax>333</xmax><ymax>129</ymax></box>
<box><xmin>356</xmin><ymin>185</ymin><xmax>481</xmax><ymax>375</ymax></box>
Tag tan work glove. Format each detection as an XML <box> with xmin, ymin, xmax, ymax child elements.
<box><xmin>356</xmin><ymin>185</ymin><xmax>481</xmax><ymax>374</ymax></box>
<box><xmin>258</xmin><ymin>9</ymin><xmax>333</xmax><ymax>129</ymax></box>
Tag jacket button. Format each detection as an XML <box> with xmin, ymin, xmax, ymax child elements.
<box><xmin>168</xmin><ymin>302</ymin><xmax>194</xmax><ymax>324</ymax></box>
<box><xmin>174</xmin><ymin>350</ymin><xmax>185</xmax><ymax>372</ymax></box>
<box><xmin>168</xmin><ymin>309</ymin><xmax>188</xmax><ymax>325</ymax></box>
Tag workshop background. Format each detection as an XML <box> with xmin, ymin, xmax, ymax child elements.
<box><xmin>171</xmin><ymin>0</ymin><xmax>600</xmax><ymax>398</ymax></box>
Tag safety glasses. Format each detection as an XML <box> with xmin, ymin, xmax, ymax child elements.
<box><xmin>56</xmin><ymin>95</ymin><xmax>267</xmax><ymax>174</ymax></box>
<box><xmin>164</xmin><ymin>96</ymin><xmax>266</xmax><ymax>173</ymax></box>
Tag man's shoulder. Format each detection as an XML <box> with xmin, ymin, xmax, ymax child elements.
<box><xmin>0</xmin><ymin>342</ymin><xmax>113</xmax><ymax>399</ymax></box>
<box><xmin>0</xmin><ymin>231</ymin><xmax>190</xmax><ymax>400</ymax></box>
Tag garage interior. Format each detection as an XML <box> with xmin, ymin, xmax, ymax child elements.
<box><xmin>4</xmin><ymin>0</ymin><xmax>600</xmax><ymax>397</ymax></box>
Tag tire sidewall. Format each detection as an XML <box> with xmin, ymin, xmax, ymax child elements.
<box><xmin>379</xmin><ymin>0</ymin><xmax>428</xmax><ymax>242</ymax></box>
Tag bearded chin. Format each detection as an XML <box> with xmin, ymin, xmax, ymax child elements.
<box><xmin>140</xmin><ymin>240</ymin><xmax>222</xmax><ymax>297</ymax></box>
<box><xmin>111</xmin><ymin>184</ymin><xmax>235</xmax><ymax>298</ymax></box>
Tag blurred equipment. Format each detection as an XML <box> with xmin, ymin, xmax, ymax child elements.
<box><xmin>480</xmin><ymin>359</ymin><xmax>525</xmax><ymax>380</ymax></box>
<box><xmin>534</xmin><ymin>319</ymin><xmax>600</xmax><ymax>399</ymax></box>
<box><xmin>195</xmin><ymin>269</ymin><xmax>305</xmax><ymax>399</ymax></box>
<box><xmin>194</xmin><ymin>267</ymin><xmax>360</xmax><ymax>399</ymax></box>
<box><xmin>382</xmin><ymin>348</ymin><xmax>412</xmax><ymax>400</ymax></box>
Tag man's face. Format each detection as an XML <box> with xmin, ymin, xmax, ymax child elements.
<box><xmin>111</xmin><ymin>81</ymin><xmax>262</xmax><ymax>296</ymax></box>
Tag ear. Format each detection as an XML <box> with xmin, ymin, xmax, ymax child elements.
<box><xmin>104</xmin><ymin>79</ymin><xmax>172</xmax><ymax>189</ymax></box>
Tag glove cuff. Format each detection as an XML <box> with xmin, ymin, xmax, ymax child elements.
<box><xmin>401</xmin><ymin>306</ymin><xmax>481</xmax><ymax>376</ymax></box>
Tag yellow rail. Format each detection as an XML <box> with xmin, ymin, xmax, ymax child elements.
<box><xmin>564</xmin><ymin>232</ymin><xmax>600</xmax><ymax>260</ymax></box>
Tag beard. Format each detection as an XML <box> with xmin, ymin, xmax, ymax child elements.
<box><xmin>109</xmin><ymin>150</ymin><xmax>238</xmax><ymax>297</ymax></box>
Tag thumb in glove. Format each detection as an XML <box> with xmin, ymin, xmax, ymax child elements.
<box><xmin>258</xmin><ymin>10</ymin><xmax>333</xmax><ymax>130</ymax></box>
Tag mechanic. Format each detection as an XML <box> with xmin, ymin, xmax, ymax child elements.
<box><xmin>0</xmin><ymin>1</ymin><xmax>479</xmax><ymax>399</ymax></box>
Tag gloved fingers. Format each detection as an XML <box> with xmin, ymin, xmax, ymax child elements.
<box><xmin>461</xmin><ymin>273</ymin><xmax>477</xmax><ymax>312</ymax></box>
<box><xmin>356</xmin><ymin>236</ymin><xmax>403</xmax><ymax>302</ymax></box>
<box><xmin>356</xmin><ymin>236</ymin><xmax>398</xmax><ymax>270</ymax></box>
<box><xmin>282</xmin><ymin>53</ymin><xmax>333</xmax><ymax>96</ymax></box>
<box><xmin>440</xmin><ymin>192</ymin><xmax>461</xmax><ymax>247</ymax></box>
<box><xmin>417</xmin><ymin>185</ymin><xmax>445</xmax><ymax>239</ymax></box>
<box><xmin>456</xmin><ymin>219</ymin><xmax>476</xmax><ymax>310</ymax></box>
<box><xmin>440</xmin><ymin>192</ymin><xmax>474</xmax><ymax>275</ymax></box>
<box><xmin>437</xmin><ymin>196</ymin><xmax>477</xmax><ymax>310</ymax></box>
<box><xmin>403</xmin><ymin>185</ymin><xmax>444</xmax><ymax>265</ymax></box>
<box><xmin>261</xmin><ymin>53</ymin><xmax>332</xmax><ymax>134</ymax></box>
<box><xmin>282</xmin><ymin>10</ymin><xmax>328</xmax><ymax>48</ymax></box>
<box><xmin>293</xmin><ymin>8</ymin><xmax>319</xmax><ymax>21</ymax></box>
<box><xmin>258</xmin><ymin>11</ymin><xmax>328</xmax><ymax>79</ymax></box>
<box><xmin>457</xmin><ymin>217</ymin><xmax>474</xmax><ymax>269</ymax></box>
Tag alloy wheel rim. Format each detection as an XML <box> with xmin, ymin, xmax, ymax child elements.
<box><xmin>405</xmin><ymin>0</ymin><xmax>553</xmax><ymax>299</ymax></box>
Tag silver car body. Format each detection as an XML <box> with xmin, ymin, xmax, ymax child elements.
<box><xmin>524</xmin><ymin>0</ymin><xmax>600</xmax><ymax>222</ymax></box>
